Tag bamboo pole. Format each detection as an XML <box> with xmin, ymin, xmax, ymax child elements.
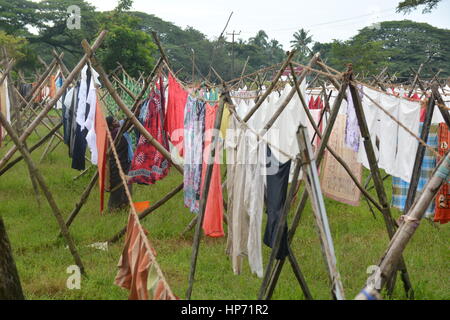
<box><xmin>431</xmin><ymin>83</ymin><xmax>450</xmax><ymax>129</ymax></box>
<box><xmin>355</xmin><ymin>152</ymin><xmax>450</xmax><ymax>300</ymax></box>
<box><xmin>404</xmin><ymin>95</ymin><xmax>435</xmax><ymax>213</ymax></box>
<box><xmin>349</xmin><ymin>69</ymin><xmax>414</xmax><ymax>298</ymax></box>
<box><xmin>289</xmin><ymin>63</ymin><xmax>383</xmax><ymax>213</ymax></box>
<box><xmin>262</xmin><ymin>70</ymin><xmax>350</xmax><ymax>300</ymax></box>
<box><xmin>0</xmin><ymin>111</ymin><xmax>85</xmax><ymax>275</ymax></box>
<box><xmin>186</xmin><ymin>95</ymin><xmax>225</xmax><ymax>300</ymax></box>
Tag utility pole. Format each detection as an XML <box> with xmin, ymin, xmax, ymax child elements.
<box><xmin>226</xmin><ymin>30</ymin><xmax>241</xmax><ymax>79</ymax></box>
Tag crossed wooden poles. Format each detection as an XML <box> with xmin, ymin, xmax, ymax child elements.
<box><xmin>2</xmin><ymin>30</ymin><xmax>448</xmax><ymax>300</ymax></box>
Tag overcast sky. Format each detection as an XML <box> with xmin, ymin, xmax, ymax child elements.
<box><xmin>87</xmin><ymin>0</ymin><xmax>450</xmax><ymax>49</ymax></box>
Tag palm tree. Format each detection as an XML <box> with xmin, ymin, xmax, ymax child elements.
<box><xmin>249</xmin><ymin>30</ymin><xmax>269</xmax><ymax>48</ymax></box>
<box><xmin>290</xmin><ymin>28</ymin><xmax>313</xmax><ymax>56</ymax></box>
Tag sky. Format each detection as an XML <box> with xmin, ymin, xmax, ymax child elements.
<box><xmin>87</xmin><ymin>0</ymin><xmax>450</xmax><ymax>49</ymax></box>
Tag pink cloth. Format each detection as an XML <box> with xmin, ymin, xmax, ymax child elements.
<box><xmin>166</xmin><ymin>74</ymin><xmax>188</xmax><ymax>156</ymax></box>
<box><xmin>200</xmin><ymin>103</ymin><xmax>224</xmax><ymax>238</ymax></box>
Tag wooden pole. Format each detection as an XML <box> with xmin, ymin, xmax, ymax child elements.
<box><xmin>289</xmin><ymin>63</ymin><xmax>383</xmax><ymax>213</ymax></box>
<box><xmin>262</xmin><ymin>70</ymin><xmax>350</xmax><ymax>300</ymax></box>
<box><xmin>186</xmin><ymin>95</ymin><xmax>225</xmax><ymax>300</ymax></box>
<box><xmin>348</xmin><ymin>70</ymin><xmax>414</xmax><ymax>298</ymax></box>
<box><xmin>0</xmin><ymin>111</ymin><xmax>85</xmax><ymax>275</ymax></box>
<box><xmin>355</xmin><ymin>152</ymin><xmax>450</xmax><ymax>300</ymax></box>
<box><xmin>431</xmin><ymin>83</ymin><xmax>450</xmax><ymax>129</ymax></box>
<box><xmin>404</xmin><ymin>95</ymin><xmax>435</xmax><ymax>213</ymax></box>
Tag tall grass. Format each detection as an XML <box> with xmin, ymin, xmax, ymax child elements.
<box><xmin>0</xmin><ymin>124</ymin><xmax>448</xmax><ymax>300</ymax></box>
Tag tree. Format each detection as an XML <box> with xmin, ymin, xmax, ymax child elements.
<box><xmin>290</xmin><ymin>29</ymin><xmax>313</xmax><ymax>56</ymax></box>
<box><xmin>0</xmin><ymin>217</ymin><xmax>25</xmax><ymax>300</ymax></box>
<box><xmin>97</xmin><ymin>13</ymin><xmax>157</xmax><ymax>78</ymax></box>
<box><xmin>397</xmin><ymin>0</ymin><xmax>443</xmax><ymax>13</ymax></box>
<box><xmin>248</xmin><ymin>30</ymin><xmax>269</xmax><ymax>48</ymax></box>
<box><xmin>353</xmin><ymin>20</ymin><xmax>450</xmax><ymax>78</ymax></box>
<box><xmin>328</xmin><ymin>38</ymin><xmax>393</xmax><ymax>76</ymax></box>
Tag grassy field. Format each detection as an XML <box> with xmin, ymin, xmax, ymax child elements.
<box><xmin>0</xmin><ymin>124</ymin><xmax>448</xmax><ymax>300</ymax></box>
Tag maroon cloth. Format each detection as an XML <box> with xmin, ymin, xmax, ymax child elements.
<box><xmin>165</xmin><ymin>73</ymin><xmax>188</xmax><ymax>156</ymax></box>
<box><xmin>128</xmin><ymin>80</ymin><xmax>170</xmax><ymax>185</ymax></box>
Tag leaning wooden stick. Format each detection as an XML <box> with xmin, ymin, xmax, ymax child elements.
<box><xmin>186</xmin><ymin>94</ymin><xmax>225</xmax><ymax>300</ymax></box>
<box><xmin>355</xmin><ymin>152</ymin><xmax>450</xmax><ymax>300</ymax></box>
<box><xmin>349</xmin><ymin>68</ymin><xmax>414</xmax><ymax>299</ymax></box>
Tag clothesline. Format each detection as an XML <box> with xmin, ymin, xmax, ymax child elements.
<box><xmin>105</xmin><ymin>123</ymin><xmax>176</xmax><ymax>300</ymax></box>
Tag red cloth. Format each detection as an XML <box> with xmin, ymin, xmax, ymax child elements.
<box><xmin>435</xmin><ymin>123</ymin><xmax>450</xmax><ymax>224</ymax></box>
<box><xmin>166</xmin><ymin>73</ymin><xmax>188</xmax><ymax>156</ymax></box>
<box><xmin>129</xmin><ymin>80</ymin><xmax>170</xmax><ymax>185</ymax></box>
<box><xmin>308</xmin><ymin>96</ymin><xmax>315</xmax><ymax>109</ymax></box>
<box><xmin>200</xmin><ymin>103</ymin><xmax>224</xmax><ymax>238</ymax></box>
<box><xmin>316</xmin><ymin>97</ymin><xmax>324</xmax><ymax>146</ymax></box>
<box><xmin>95</xmin><ymin>95</ymin><xmax>108</xmax><ymax>213</ymax></box>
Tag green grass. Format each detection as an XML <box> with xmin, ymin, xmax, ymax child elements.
<box><xmin>0</xmin><ymin>124</ymin><xmax>449</xmax><ymax>300</ymax></box>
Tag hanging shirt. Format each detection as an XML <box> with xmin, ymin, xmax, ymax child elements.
<box><xmin>166</xmin><ymin>74</ymin><xmax>188</xmax><ymax>156</ymax></box>
<box><xmin>264</xmin><ymin>146</ymin><xmax>291</xmax><ymax>260</ymax></box>
<box><xmin>129</xmin><ymin>80</ymin><xmax>170</xmax><ymax>185</ymax></box>
<box><xmin>393</xmin><ymin>97</ymin><xmax>421</xmax><ymax>182</ymax></box>
<box><xmin>200</xmin><ymin>103</ymin><xmax>225</xmax><ymax>238</ymax></box>
<box><xmin>225</xmin><ymin>114</ymin><xmax>265</xmax><ymax>278</ymax></box>
<box><xmin>72</xmin><ymin>67</ymin><xmax>92</xmax><ymax>171</ymax></box>
<box><xmin>377</xmin><ymin>92</ymin><xmax>401</xmax><ymax>176</ymax></box>
<box><xmin>85</xmin><ymin>68</ymin><xmax>100</xmax><ymax>165</ymax></box>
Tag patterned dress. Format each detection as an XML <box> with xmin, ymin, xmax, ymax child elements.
<box><xmin>183</xmin><ymin>96</ymin><xmax>205</xmax><ymax>213</ymax></box>
<box><xmin>128</xmin><ymin>80</ymin><xmax>170</xmax><ymax>185</ymax></box>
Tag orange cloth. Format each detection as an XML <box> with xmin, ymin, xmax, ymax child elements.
<box><xmin>435</xmin><ymin>123</ymin><xmax>450</xmax><ymax>224</ymax></box>
<box><xmin>49</xmin><ymin>75</ymin><xmax>56</xmax><ymax>98</ymax></box>
<box><xmin>200</xmin><ymin>103</ymin><xmax>224</xmax><ymax>238</ymax></box>
<box><xmin>133</xmin><ymin>201</ymin><xmax>150</xmax><ymax>213</ymax></box>
<box><xmin>114</xmin><ymin>213</ymin><xmax>175</xmax><ymax>300</ymax></box>
<box><xmin>95</xmin><ymin>96</ymin><xmax>108</xmax><ymax>213</ymax></box>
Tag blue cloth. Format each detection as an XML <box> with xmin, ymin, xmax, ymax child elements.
<box><xmin>391</xmin><ymin>124</ymin><xmax>438</xmax><ymax>215</ymax></box>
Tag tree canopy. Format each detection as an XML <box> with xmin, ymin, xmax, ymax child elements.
<box><xmin>0</xmin><ymin>0</ymin><xmax>448</xmax><ymax>83</ymax></box>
